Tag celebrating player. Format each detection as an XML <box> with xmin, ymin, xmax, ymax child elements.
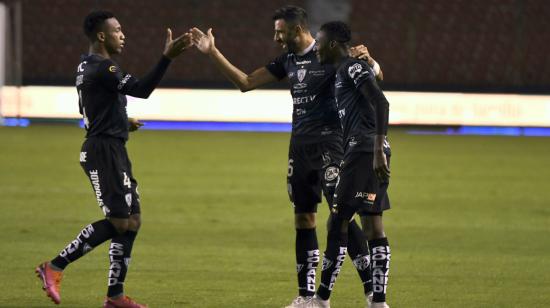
<box><xmin>299</xmin><ymin>21</ymin><xmax>392</xmax><ymax>308</ymax></box>
<box><xmin>189</xmin><ymin>6</ymin><xmax>383</xmax><ymax>307</ymax></box>
<box><xmin>35</xmin><ymin>10</ymin><xmax>191</xmax><ymax>308</ymax></box>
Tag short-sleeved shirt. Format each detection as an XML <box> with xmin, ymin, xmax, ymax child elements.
<box><xmin>335</xmin><ymin>57</ymin><xmax>388</xmax><ymax>153</ymax></box>
<box><xmin>266</xmin><ymin>43</ymin><xmax>341</xmax><ymax>143</ymax></box>
<box><xmin>76</xmin><ymin>54</ymin><xmax>140</xmax><ymax>141</ymax></box>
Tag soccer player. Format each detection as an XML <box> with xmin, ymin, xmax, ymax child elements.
<box><xmin>35</xmin><ymin>10</ymin><xmax>191</xmax><ymax>308</ymax></box>
<box><xmin>298</xmin><ymin>21</ymin><xmax>392</xmax><ymax>308</ymax></box>
<box><xmin>189</xmin><ymin>6</ymin><xmax>383</xmax><ymax>307</ymax></box>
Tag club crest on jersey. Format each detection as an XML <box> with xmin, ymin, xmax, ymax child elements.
<box><xmin>125</xmin><ymin>193</ymin><xmax>132</xmax><ymax>207</ymax></box>
<box><xmin>297</xmin><ymin>69</ymin><xmax>307</xmax><ymax>82</ymax></box>
<box><xmin>108</xmin><ymin>65</ymin><xmax>117</xmax><ymax>73</ymax></box>
<box><xmin>348</xmin><ymin>63</ymin><xmax>365</xmax><ymax>79</ymax></box>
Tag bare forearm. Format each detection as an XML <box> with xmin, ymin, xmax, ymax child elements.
<box><xmin>209</xmin><ymin>48</ymin><xmax>252</xmax><ymax>92</ymax></box>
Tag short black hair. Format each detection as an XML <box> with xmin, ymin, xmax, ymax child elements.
<box><xmin>320</xmin><ymin>21</ymin><xmax>351</xmax><ymax>44</ymax></box>
<box><xmin>272</xmin><ymin>5</ymin><xmax>308</xmax><ymax>29</ymax></box>
<box><xmin>83</xmin><ymin>10</ymin><xmax>115</xmax><ymax>41</ymax></box>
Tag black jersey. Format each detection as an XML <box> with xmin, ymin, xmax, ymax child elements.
<box><xmin>76</xmin><ymin>54</ymin><xmax>171</xmax><ymax>141</ymax></box>
<box><xmin>266</xmin><ymin>42</ymin><xmax>341</xmax><ymax>143</ymax></box>
<box><xmin>76</xmin><ymin>54</ymin><xmax>135</xmax><ymax>140</ymax></box>
<box><xmin>335</xmin><ymin>57</ymin><xmax>389</xmax><ymax>153</ymax></box>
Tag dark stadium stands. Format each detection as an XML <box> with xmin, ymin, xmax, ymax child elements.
<box><xmin>3</xmin><ymin>0</ymin><xmax>550</xmax><ymax>92</ymax></box>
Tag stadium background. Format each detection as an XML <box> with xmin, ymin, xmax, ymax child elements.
<box><xmin>2</xmin><ymin>0</ymin><xmax>550</xmax><ymax>92</ymax></box>
<box><xmin>0</xmin><ymin>1</ymin><xmax>549</xmax><ymax>307</ymax></box>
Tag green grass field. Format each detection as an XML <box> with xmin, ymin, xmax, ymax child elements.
<box><xmin>1</xmin><ymin>125</ymin><xmax>549</xmax><ymax>307</ymax></box>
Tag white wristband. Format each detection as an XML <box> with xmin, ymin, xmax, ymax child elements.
<box><xmin>371</xmin><ymin>60</ymin><xmax>381</xmax><ymax>76</ymax></box>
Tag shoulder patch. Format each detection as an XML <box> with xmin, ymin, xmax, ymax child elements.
<box><xmin>108</xmin><ymin>65</ymin><xmax>117</xmax><ymax>73</ymax></box>
<box><xmin>348</xmin><ymin>63</ymin><xmax>365</xmax><ymax>79</ymax></box>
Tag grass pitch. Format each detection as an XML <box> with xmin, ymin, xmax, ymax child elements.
<box><xmin>0</xmin><ymin>125</ymin><xmax>549</xmax><ymax>307</ymax></box>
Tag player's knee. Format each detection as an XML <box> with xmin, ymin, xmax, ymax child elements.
<box><xmin>327</xmin><ymin>213</ymin><xmax>349</xmax><ymax>239</ymax></box>
<box><xmin>108</xmin><ymin>218</ymin><xmax>129</xmax><ymax>234</ymax></box>
<box><xmin>128</xmin><ymin>214</ymin><xmax>141</xmax><ymax>232</ymax></box>
<box><xmin>295</xmin><ymin>212</ymin><xmax>316</xmax><ymax>229</ymax></box>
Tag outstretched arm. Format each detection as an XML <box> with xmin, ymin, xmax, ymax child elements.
<box><xmin>125</xmin><ymin>29</ymin><xmax>193</xmax><ymax>98</ymax></box>
<box><xmin>101</xmin><ymin>28</ymin><xmax>193</xmax><ymax>99</ymax></box>
<box><xmin>350</xmin><ymin>45</ymin><xmax>384</xmax><ymax>81</ymax></box>
<box><xmin>190</xmin><ymin>27</ymin><xmax>278</xmax><ymax>92</ymax></box>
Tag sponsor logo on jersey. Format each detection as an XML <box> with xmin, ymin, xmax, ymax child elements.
<box><xmin>292</xmin><ymin>94</ymin><xmax>317</xmax><ymax>105</ymax></box>
<box><xmin>288</xmin><ymin>72</ymin><xmax>295</xmax><ymax>78</ymax></box>
<box><xmin>296</xmin><ymin>108</ymin><xmax>306</xmax><ymax>116</ymax></box>
<box><xmin>108</xmin><ymin>65</ymin><xmax>117</xmax><ymax>73</ymax></box>
<box><xmin>348</xmin><ymin>63</ymin><xmax>364</xmax><ymax>79</ymax></box>
<box><xmin>293</xmin><ymin>83</ymin><xmax>307</xmax><ymax>90</ymax></box>
<box><xmin>296</xmin><ymin>60</ymin><xmax>311</xmax><ymax>65</ymax></box>
<box><xmin>297</xmin><ymin>69</ymin><xmax>307</xmax><ymax>82</ymax></box>
<box><xmin>309</xmin><ymin>69</ymin><xmax>325</xmax><ymax>76</ymax></box>
<box><xmin>117</xmin><ymin>74</ymin><xmax>132</xmax><ymax>90</ymax></box>
<box><xmin>296</xmin><ymin>264</ymin><xmax>304</xmax><ymax>273</ymax></box>
<box><xmin>80</xmin><ymin>151</ymin><xmax>87</xmax><ymax>162</ymax></box>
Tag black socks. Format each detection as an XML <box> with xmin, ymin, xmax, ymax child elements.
<box><xmin>296</xmin><ymin>228</ymin><xmax>320</xmax><ymax>297</ymax></box>
<box><xmin>107</xmin><ymin>231</ymin><xmax>138</xmax><ymax>297</ymax></box>
<box><xmin>369</xmin><ymin>237</ymin><xmax>391</xmax><ymax>303</ymax></box>
<box><xmin>51</xmin><ymin>219</ymin><xmax>118</xmax><ymax>270</ymax></box>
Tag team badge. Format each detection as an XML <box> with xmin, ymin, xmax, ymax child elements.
<box><xmin>108</xmin><ymin>65</ymin><xmax>117</xmax><ymax>72</ymax></box>
<box><xmin>125</xmin><ymin>193</ymin><xmax>132</xmax><ymax>207</ymax></box>
<box><xmin>324</xmin><ymin>166</ymin><xmax>339</xmax><ymax>182</ymax></box>
<box><xmin>352</xmin><ymin>255</ymin><xmax>371</xmax><ymax>271</ymax></box>
<box><xmin>297</xmin><ymin>69</ymin><xmax>307</xmax><ymax>82</ymax></box>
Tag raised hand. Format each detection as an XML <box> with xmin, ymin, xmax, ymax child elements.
<box><xmin>350</xmin><ymin>44</ymin><xmax>375</xmax><ymax>66</ymax></box>
<box><xmin>190</xmin><ymin>27</ymin><xmax>216</xmax><ymax>54</ymax></box>
<box><xmin>373</xmin><ymin>135</ymin><xmax>390</xmax><ymax>183</ymax></box>
<box><xmin>163</xmin><ymin>28</ymin><xmax>193</xmax><ymax>59</ymax></box>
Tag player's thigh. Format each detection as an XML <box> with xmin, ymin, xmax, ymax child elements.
<box><xmin>287</xmin><ymin>142</ymin><xmax>322</xmax><ymax>214</ymax></box>
<box><xmin>334</xmin><ymin>151</ymin><xmax>385</xmax><ymax>216</ymax></box>
<box><xmin>121</xmin><ymin>147</ymin><xmax>141</xmax><ymax>217</ymax></box>
<box><xmin>80</xmin><ymin>138</ymin><xmax>133</xmax><ymax>219</ymax></box>
<box><xmin>317</xmin><ymin>140</ymin><xmax>344</xmax><ymax>207</ymax></box>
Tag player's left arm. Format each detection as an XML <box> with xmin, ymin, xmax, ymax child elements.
<box><xmin>99</xmin><ymin>29</ymin><xmax>192</xmax><ymax>99</ymax></box>
<box><xmin>350</xmin><ymin>45</ymin><xmax>384</xmax><ymax>81</ymax></box>
<box><xmin>354</xmin><ymin>64</ymin><xmax>390</xmax><ymax>181</ymax></box>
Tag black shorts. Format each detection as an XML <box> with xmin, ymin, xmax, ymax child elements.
<box><xmin>79</xmin><ymin>136</ymin><xmax>140</xmax><ymax>218</ymax></box>
<box><xmin>287</xmin><ymin>138</ymin><xmax>344</xmax><ymax>213</ymax></box>
<box><xmin>333</xmin><ymin>150</ymin><xmax>391</xmax><ymax>219</ymax></box>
